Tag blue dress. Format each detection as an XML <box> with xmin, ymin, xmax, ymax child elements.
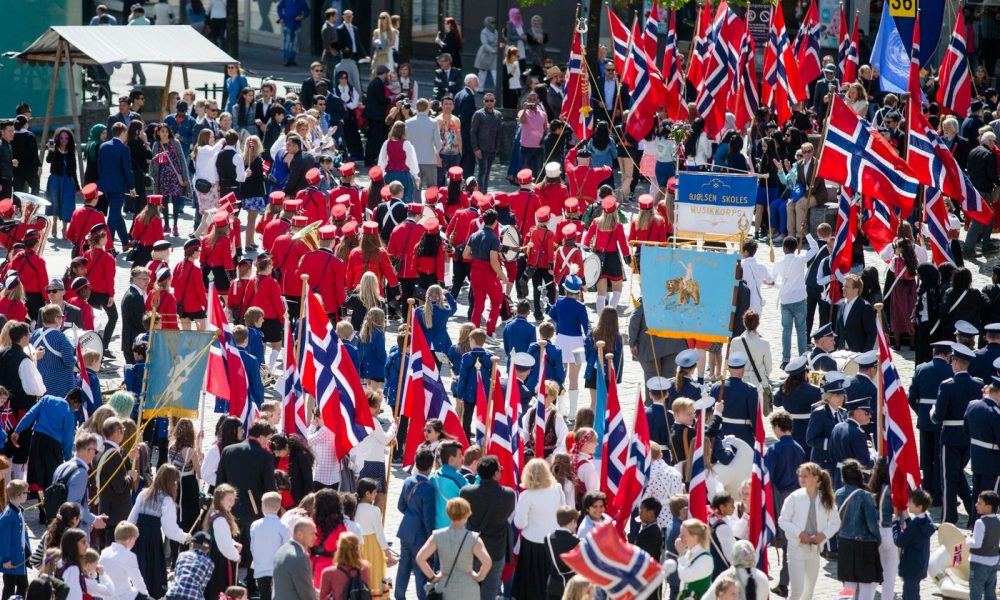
<box><xmin>359</xmin><ymin>328</ymin><xmax>388</xmax><ymax>381</ymax></box>
<box><xmin>46</xmin><ymin>151</ymin><xmax>78</xmax><ymax>222</ymax></box>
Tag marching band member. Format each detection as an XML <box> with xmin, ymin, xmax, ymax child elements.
<box><xmin>807</xmin><ymin>323</ymin><xmax>838</xmax><ymax>372</ymax></box>
<box><xmin>199</xmin><ymin>211</ymin><xmax>236</xmax><ymax>296</ymax></box>
<box><xmin>347</xmin><ymin>221</ymin><xmax>400</xmax><ymax>298</ymax></box>
<box><xmin>0</xmin><ymin>199</ymin><xmax>18</xmax><ymax>253</ymax></box>
<box><xmin>228</xmin><ymin>257</ymin><xmax>253</xmax><ymax>315</ymax></box>
<box><xmin>66</xmin><ymin>184</ymin><xmax>112</xmax><ymax>257</ymax></box>
<box><xmin>627</xmin><ymin>194</ymin><xmax>668</xmax><ymax>273</ymax></box>
<box><xmin>524</xmin><ymin>206</ymin><xmax>556</xmax><ymax>320</ymax></box>
<box><xmin>255</xmin><ymin>191</ymin><xmax>285</xmax><ymax>239</ymax></box>
<box><xmin>844</xmin><ymin>351</ymin><xmax>879</xmax><ymax>438</ymax></box>
<box><xmin>387</xmin><ymin>203</ymin><xmax>425</xmax><ymax>302</ymax></box>
<box><xmin>335</xmin><ymin>221</ymin><xmax>360</xmax><ymax>261</ymax></box>
<box><xmin>583</xmin><ymin>196</ymin><xmax>630</xmax><ymax>313</ymax></box>
<box><xmin>84</xmin><ymin>224</ymin><xmax>118</xmax><ymax>351</ymax></box>
<box><xmin>548</xmin><ymin>272</ymin><xmax>588</xmax><ymax>417</ymax></box>
<box><xmin>772</xmin><ymin>356</ymin><xmax>820</xmax><ymax>455</ymax></box>
<box><xmin>8</xmin><ymin>230</ymin><xmax>48</xmax><ymax>320</ymax></box>
<box><xmin>411</xmin><ymin>218</ymin><xmax>447</xmax><ymax>290</ymax></box>
<box><xmin>829</xmin><ymin>398</ymin><xmax>875</xmax><ymax>487</ymax></box>
<box><xmin>373</xmin><ymin>182</ymin><xmax>408</xmax><ymax>244</ymax></box>
<box><xmin>553</xmin><ymin>223</ymin><xmax>584</xmax><ymax>294</ymax></box>
<box><xmin>261</xmin><ymin>198</ymin><xmax>299</xmax><ymax>254</ymax></box>
<box><xmin>970</xmin><ymin>322</ymin><xmax>1000</xmax><ymax>380</ymax></box>
<box><xmin>329</xmin><ymin>202</ymin><xmax>353</xmax><ymax>241</ymax></box>
<box><xmin>146</xmin><ymin>267</ymin><xmax>179</xmax><ymax>330</ymax></box>
<box><xmin>537</xmin><ymin>162</ymin><xmax>568</xmax><ymax>218</ymax></box>
<box><xmin>503</xmin><ymin>300</ymin><xmax>536</xmax><ymax>357</ymax></box>
<box><xmin>508</xmin><ymin>168</ymin><xmax>539</xmax><ymax>240</ymax></box>
<box><xmin>553</xmin><ymin>197</ymin><xmax>584</xmax><ymax>246</ymax></box>
<box><xmin>362</xmin><ymin>166</ymin><xmax>385</xmax><ymax>215</ymax></box>
<box><xmin>67</xmin><ymin>276</ymin><xmax>95</xmax><ymax>331</ymax></box>
<box><xmin>932</xmin><ymin>343</ymin><xmax>981</xmax><ymax>524</ymax></box>
<box><xmin>271</xmin><ymin>215</ymin><xmax>311</xmax><ymax>318</ymax></box>
<box><xmin>329</xmin><ymin>162</ymin><xmax>365</xmax><ymax>224</ymax></box>
<box><xmin>420</xmin><ymin>187</ymin><xmax>446</xmax><ymax>224</ymax></box>
<box><xmin>462</xmin><ymin>209</ymin><xmax>506</xmax><ymax>337</ymax></box>
<box><xmin>966</xmin><ymin>374</ymin><xmax>1000</xmax><ymax>522</ymax></box>
<box><xmin>173</xmin><ymin>238</ymin><xmax>208</xmax><ymax>330</ymax></box>
<box><xmin>299</xmin><ymin>224</ymin><xmax>348</xmax><ymax>321</ymax></box>
<box><xmin>447</xmin><ymin>191</ymin><xmax>485</xmax><ymax>310</ymax></box>
<box><xmin>0</xmin><ymin>275</ymin><xmax>28</xmax><ymax>323</ymax></box>
<box><xmin>710</xmin><ymin>352</ymin><xmax>758</xmax><ymax>447</ymax></box>
<box><xmin>129</xmin><ymin>194</ymin><xmax>165</xmax><ymax>267</ymax></box>
<box><xmin>218</xmin><ymin>195</ymin><xmax>243</xmax><ymax>260</ymax></box>
<box><xmin>145</xmin><ymin>241</ymin><xmax>171</xmax><ymax>293</ymax></box>
<box><xmin>526</xmin><ymin>322</ymin><xmax>565</xmax><ymax>393</ymax></box>
<box><xmin>296</xmin><ymin>167</ymin><xmax>328</xmax><ymax>225</ymax></box>
<box><xmin>441</xmin><ymin>166</ymin><xmax>468</xmax><ymax>222</ymax></box>
<box><xmin>806</xmin><ymin>376</ymin><xmax>848</xmax><ymax>483</ymax></box>
<box><xmin>61</xmin><ymin>256</ymin><xmax>87</xmax><ymax>302</ymax></box>
<box><xmin>908</xmin><ymin>341</ymin><xmax>953</xmax><ymax>505</ymax></box>
<box><xmin>566</xmin><ymin>149</ymin><xmax>612</xmax><ymax>208</ymax></box>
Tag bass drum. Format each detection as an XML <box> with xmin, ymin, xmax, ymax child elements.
<box><xmin>583</xmin><ymin>253</ymin><xmax>602</xmax><ymax>290</ymax></box>
<box><xmin>64</xmin><ymin>328</ymin><xmax>105</xmax><ymax>359</ymax></box>
<box><xmin>711</xmin><ymin>436</ymin><xmax>754</xmax><ymax>500</ymax></box>
<box><xmin>831</xmin><ymin>350</ymin><xmax>860</xmax><ymax>376</ymax></box>
<box><xmin>500</xmin><ymin>226</ymin><xmax>521</xmax><ymax>262</ymax></box>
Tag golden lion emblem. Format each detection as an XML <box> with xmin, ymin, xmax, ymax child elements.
<box><xmin>664</xmin><ymin>277</ymin><xmax>701</xmax><ymax>305</ymax></box>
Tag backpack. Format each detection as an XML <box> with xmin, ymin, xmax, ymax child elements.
<box><xmin>338</xmin><ymin>565</ymin><xmax>373</xmax><ymax>600</ymax></box>
<box><xmin>43</xmin><ymin>465</ymin><xmax>78</xmax><ymax>524</ymax></box>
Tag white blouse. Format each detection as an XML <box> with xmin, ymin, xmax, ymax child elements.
<box><xmin>127</xmin><ymin>490</ymin><xmax>188</xmax><ymax>543</ymax></box>
<box><xmin>377</xmin><ymin>140</ymin><xmax>420</xmax><ymax>178</ymax></box>
<box><xmin>336</xmin><ymin>85</ymin><xmax>360</xmax><ymax>110</ymax></box>
<box><xmin>677</xmin><ymin>544</ymin><xmax>714</xmax><ymax>583</ymax></box>
<box><xmin>193</xmin><ymin>139</ymin><xmax>225</xmax><ymax>182</ymax></box>
<box><xmin>513</xmin><ymin>485</ymin><xmax>565</xmax><ymax>543</ymax></box>
<box><xmin>201</xmin><ymin>443</ymin><xmax>221</xmax><ymax>488</ymax></box>
<box><xmin>350</xmin><ymin>418</ymin><xmax>396</xmax><ymax>467</ymax></box>
<box><xmin>212</xmin><ymin>515</ymin><xmax>241</xmax><ymax>562</ymax></box>
<box><xmin>355</xmin><ymin>502</ymin><xmax>388</xmax><ymax>549</ymax></box>
<box><xmin>576</xmin><ymin>455</ymin><xmax>599</xmax><ymax>494</ymax></box>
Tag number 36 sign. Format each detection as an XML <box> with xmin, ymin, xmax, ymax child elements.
<box><xmin>889</xmin><ymin>0</ymin><xmax>915</xmax><ymax>18</ymax></box>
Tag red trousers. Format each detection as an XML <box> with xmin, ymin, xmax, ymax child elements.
<box><xmin>470</xmin><ymin>259</ymin><xmax>503</xmax><ymax>335</ymax></box>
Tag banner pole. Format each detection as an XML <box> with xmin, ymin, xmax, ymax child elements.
<box><xmin>385</xmin><ymin>298</ymin><xmax>415</xmax><ymax>527</ymax></box>
<box><xmin>137</xmin><ymin>290</ymin><xmax>160</xmax><ymax>434</ymax></box>
<box><xmin>875</xmin><ymin>302</ymin><xmax>885</xmax><ymax>457</ymax></box>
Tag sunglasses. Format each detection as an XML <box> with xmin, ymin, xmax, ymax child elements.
<box><xmin>46</xmin><ymin>288</ymin><xmax>61</xmax><ymax>294</ymax></box>
<box><xmin>484</xmin><ymin>99</ymin><xmax>496</xmax><ymax>103</ymax></box>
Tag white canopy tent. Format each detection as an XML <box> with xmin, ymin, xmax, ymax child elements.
<box><xmin>8</xmin><ymin>25</ymin><xmax>237</xmax><ymax>162</ymax></box>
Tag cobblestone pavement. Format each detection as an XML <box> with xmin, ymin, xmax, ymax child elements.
<box><xmin>13</xmin><ymin>59</ymin><xmax>985</xmax><ymax>599</ymax></box>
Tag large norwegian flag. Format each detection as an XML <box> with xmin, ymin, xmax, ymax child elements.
<box><xmin>794</xmin><ymin>0</ymin><xmax>822</xmax><ymax>85</ymax></box>
<box><xmin>762</xmin><ymin>2</ymin><xmax>805</xmax><ymax>126</ymax></box>
<box><xmin>623</xmin><ymin>17</ymin><xmax>642</xmax><ymax>88</ymax></box>
<box><xmin>817</xmin><ymin>95</ymin><xmax>919</xmax><ymax>215</ymax></box>
<box><xmin>695</xmin><ymin>1</ymin><xmax>745</xmax><ymax>136</ymax></box>
<box><xmin>831</xmin><ymin>187</ymin><xmax>857</xmax><ymax>278</ymax></box>
<box><xmin>876</xmin><ymin>315</ymin><xmax>923</xmax><ymax>510</ymax></box>
<box><xmin>862</xmin><ymin>195</ymin><xmax>899</xmax><ymax>255</ymax></box>
<box><xmin>689</xmin><ymin>407</ymin><xmax>709</xmax><ymax>522</ymax></box>
<box><xmin>687</xmin><ymin>1</ymin><xmax>713</xmax><ymax>91</ymax></box>
<box><xmin>279</xmin><ymin>319</ymin><xmax>307</xmax><ymax>437</ymax></box>
<box><xmin>560</xmin><ymin>522</ymin><xmax>666</xmax><ymax>600</ymax></box>
<box><xmin>402</xmin><ymin>319</ymin><xmax>468</xmax><ymax>466</ymax></box>
<box><xmin>842</xmin><ymin>11</ymin><xmax>860</xmax><ymax>84</ymax></box>
<box><xmin>662</xmin><ymin>10</ymin><xmax>689</xmax><ymax>121</ymax></box>
<box><xmin>473</xmin><ymin>371</ymin><xmax>489</xmax><ymax>446</ymax></box>
<box><xmin>208</xmin><ymin>282</ymin><xmax>253</xmax><ymax>428</ymax></box>
<box><xmin>938</xmin><ymin>7</ymin><xmax>973</xmax><ymax>117</ymax></box>
<box><xmin>749</xmin><ymin>396</ymin><xmax>776</xmax><ymax>571</ymax></box>
<box><xmin>561</xmin><ymin>27</ymin><xmax>593</xmax><ymax>141</ymax></box>
<box><xmin>300</xmin><ymin>291</ymin><xmax>373</xmax><ymax>460</ymax></box>
<box><xmin>641</xmin><ymin>1</ymin><xmax>660</xmax><ymax>67</ymax></box>
<box><xmin>486</xmin><ymin>368</ymin><xmax>521</xmax><ymax>491</ymax></box>
<box><xmin>607</xmin><ymin>6</ymin><xmax>631</xmax><ymax>74</ymax></box>
<box><xmin>625</xmin><ymin>19</ymin><xmax>667</xmax><ymax>140</ymax></box>
<box><xmin>599</xmin><ymin>362</ymin><xmax>628</xmax><ymax>505</ymax></box>
<box><xmin>925</xmin><ymin>187</ymin><xmax>955</xmax><ymax>266</ymax></box>
<box><xmin>609</xmin><ymin>389</ymin><xmax>652</xmax><ymax>535</ymax></box>
<box><xmin>907</xmin><ymin>15</ymin><xmax>992</xmax><ymax>225</ymax></box>
<box><xmin>731</xmin><ymin>28</ymin><xmax>759</xmax><ymax>131</ymax></box>
<box><xmin>837</xmin><ymin>5</ymin><xmax>851</xmax><ymax>81</ymax></box>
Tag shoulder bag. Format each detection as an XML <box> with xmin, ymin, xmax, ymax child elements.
<box><xmin>424</xmin><ymin>530</ymin><xmax>470</xmax><ymax>600</ymax></box>
<box><xmin>741</xmin><ymin>337</ymin><xmax>773</xmax><ymax>415</ymax></box>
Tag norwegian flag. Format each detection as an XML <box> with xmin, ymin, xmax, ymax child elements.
<box><xmin>837</xmin><ymin>5</ymin><xmax>850</xmax><ymax>81</ymax></box>
<box><xmin>300</xmin><ymin>291</ymin><xmax>374</xmax><ymax>460</ymax></box>
<box><xmin>687</xmin><ymin>1</ymin><xmax>713</xmax><ymax>91</ymax></box>
<box><xmin>473</xmin><ymin>371</ymin><xmax>489</xmax><ymax>446</ymax></box>
<box><xmin>831</xmin><ymin>187</ymin><xmax>857</xmax><ymax>278</ymax></box>
<box><xmin>689</xmin><ymin>407</ymin><xmax>709</xmax><ymax>522</ymax></box>
<box><xmin>609</xmin><ymin>389</ymin><xmax>652</xmax><ymax>534</ymax></box>
<box><xmin>599</xmin><ymin>362</ymin><xmax>628</xmax><ymax>504</ymax></box>
<box><xmin>279</xmin><ymin>319</ymin><xmax>307</xmax><ymax>437</ymax></box>
<box><xmin>153</xmin><ymin>151</ymin><xmax>170</xmax><ymax>165</ymax></box>
<box><xmin>938</xmin><ymin>7</ymin><xmax>973</xmax><ymax>117</ymax></box>
<box><xmin>622</xmin><ymin>16</ymin><xmax>641</xmax><ymax>88</ymax></box>
<box><xmin>402</xmin><ymin>318</ymin><xmax>468</xmax><ymax>466</ymax></box>
<box><xmin>862</xmin><ymin>195</ymin><xmax>899</xmax><ymax>255</ymax></box>
<box><xmin>533</xmin><ymin>350</ymin><xmax>547</xmax><ymax>459</ymax></box>
<box><xmin>560</xmin><ymin>522</ymin><xmax>666</xmax><ymax>600</ymax></box>
<box><xmin>641</xmin><ymin>1</ymin><xmax>660</xmax><ymax>66</ymax></box>
<box><xmin>731</xmin><ymin>28</ymin><xmax>759</xmax><ymax>131</ymax></box>
<box><xmin>907</xmin><ymin>16</ymin><xmax>992</xmax><ymax>225</ymax></box>
<box><xmin>662</xmin><ymin>10</ymin><xmax>689</xmax><ymax>121</ymax></box>
<box><xmin>207</xmin><ymin>282</ymin><xmax>253</xmax><ymax>429</ymax></box>
<box><xmin>695</xmin><ymin>1</ymin><xmax>745</xmax><ymax>136</ymax></box>
<box><xmin>762</xmin><ymin>2</ymin><xmax>806</xmax><ymax>126</ymax></box>
<box><xmin>876</xmin><ymin>314</ymin><xmax>923</xmax><ymax>510</ymax></box>
<box><xmin>561</xmin><ymin>27</ymin><xmax>593</xmax><ymax>141</ymax></box>
<box><xmin>262</xmin><ymin>159</ymin><xmax>272</xmax><ymax>176</ymax></box>
<box><xmin>486</xmin><ymin>368</ymin><xmax>521</xmax><ymax>491</ymax></box>
<box><xmin>953</xmin><ymin>544</ymin><xmax>964</xmax><ymax>566</ymax></box>
<box><xmin>925</xmin><ymin>187</ymin><xmax>955</xmax><ymax>266</ymax></box>
<box><xmin>625</xmin><ymin>19</ymin><xmax>667</xmax><ymax>140</ymax></box>
<box><xmin>749</xmin><ymin>394</ymin><xmax>776</xmax><ymax>571</ymax></box>
<box><xmin>817</xmin><ymin>95</ymin><xmax>919</xmax><ymax>215</ymax></box>
<box><xmin>794</xmin><ymin>0</ymin><xmax>822</xmax><ymax>85</ymax></box>
<box><xmin>843</xmin><ymin>11</ymin><xmax>860</xmax><ymax>84</ymax></box>
<box><xmin>607</xmin><ymin>7</ymin><xmax>631</xmax><ymax>75</ymax></box>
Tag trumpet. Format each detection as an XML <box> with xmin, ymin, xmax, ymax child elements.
<box><xmin>292</xmin><ymin>220</ymin><xmax>324</xmax><ymax>251</ymax></box>
<box><xmin>807</xmin><ymin>370</ymin><xmax>826</xmax><ymax>386</ymax></box>
<box><xmin>13</xmin><ymin>192</ymin><xmax>51</xmax><ymax>254</ymax></box>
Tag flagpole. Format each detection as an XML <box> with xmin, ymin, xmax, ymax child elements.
<box><xmin>875</xmin><ymin>302</ymin><xmax>885</xmax><ymax>457</ymax></box>
<box><xmin>486</xmin><ymin>356</ymin><xmax>500</xmax><ymax>441</ymax></box>
<box><xmin>392</xmin><ymin>299</ymin><xmax>416</xmax><ymax>422</ymax></box>
<box><xmin>800</xmin><ymin>93</ymin><xmax>836</xmax><ymax>252</ymax></box>
<box><xmin>297</xmin><ymin>274</ymin><xmax>310</xmax><ymax>415</ymax></box>
<box><xmin>137</xmin><ymin>285</ymin><xmax>161</xmax><ymax>434</ymax></box>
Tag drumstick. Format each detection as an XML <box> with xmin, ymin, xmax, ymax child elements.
<box><xmin>248</xmin><ymin>490</ymin><xmax>259</xmax><ymax>516</ymax></box>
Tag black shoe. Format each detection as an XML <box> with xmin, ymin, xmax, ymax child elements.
<box><xmin>771</xmin><ymin>585</ymin><xmax>788</xmax><ymax>597</ymax></box>
<box><xmin>780</xmin><ymin>360</ymin><xmax>788</xmax><ymax>370</ymax></box>
<box><xmin>820</xmin><ymin>549</ymin><xmax>838</xmax><ymax>560</ymax></box>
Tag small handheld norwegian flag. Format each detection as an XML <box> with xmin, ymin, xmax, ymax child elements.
<box><xmin>154</xmin><ymin>152</ymin><xmax>170</xmax><ymax>165</ymax></box>
<box><xmin>262</xmin><ymin>160</ymin><xmax>273</xmax><ymax>176</ymax></box>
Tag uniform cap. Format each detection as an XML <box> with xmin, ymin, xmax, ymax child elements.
<box><xmin>238</xmin><ymin>256</ymin><xmax>253</xmax><ymax>266</ymax></box>
<box><xmin>152</xmin><ymin>240</ymin><xmax>171</xmax><ymax>251</ymax></box>
<box><xmin>637</xmin><ymin>194</ymin><xmax>655</xmax><ymax>209</ymax></box>
<box><xmin>422</xmin><ymin>218</ymin><xmax>441</xmax><ymax>234</ymax></box>
<box><xmin>70</xmin><ymin>257</ymin><xmax>88</xmax><ymax>267</ymax></box>
<box><xmin>305</xmin><ymin>167</ymin><xmax>321</xmax><ymax>184</ymax></box>
<box><xmin>269</xmin><ymin>191</ymin><xmax>286</xmax><ymax>205</ymax></box>
<box><xmin>563</xmin><ymin>274</ymin><xmax>583</xmax><ymax>293</ymax></box>
<box><xmin>535</xmin><ymin>206</ymin><xmax>551</xmax><ymax>222</ymax></box>
<box><xmin>368</xmin><ymin>166</ymin><xmax>384</xmax><ymax>182</ymax></box>
<box><xmin>932</xmin><ymin>341</ymin><xmax>954</xmax><ymax>354</ymax></box>
<box><xmin>727</xmin><ymin>352</ymin><xmax>748</xmax><ymax>368</ymax></box>
<box><xmin>407</xmin><ymin>203</ymin><xmax>423</xmax><ymax>214</ymax></box>
<box><xmin>70</xmin><ymin>276</ymin><xmax>90</xmax><ymax>291</ymax></box>
<box><xmin>147</xmin><ymin>194</ymin><xmax>163</xmax><ymax>206</ymax></box>
<box><xmin>283</xmin><ymin>199</ymin><xmax>303</xmax><ymax>211</ymax></box>
<box><xmin>564</xmin><ymin>197</ymin><xmax>580</xmax><ymax>212</ymax></box>
<box><xmin>676</xmin><ymin>349</ymin><xmax>699</xmax><ymax>369</ymax></box>
<box><xmin>784</xmin><ymin>355</ymin><xmax>809</xmax><ymax>374</ymax></box>
<box><xmin>811</xmin><ymin>322</ymin><xmax>837</xmax><ymax>340</ymax></box>
<box><xmin>341</xmin><ymin>221</ymin><xmax>359</xmax><ymax>237</ymax></box>
<box><xmin>474</xmin><ymin>192</ymin><xmax>491</xmax><ymax>209</ymax></box>
<box><xmin>183</xmin><ymin>238</ymin><xmax>201</xmax><ymax>251</ymax></box>
<box><xmin>89</xmin><ymin>223</ymin><xmax>107</xmax><ymax>236</ymax></box>
<box><xmin>952</xmin><ymin>343</ymin><xmax>976</xmax><ymax>361</ymax></box>
<box><xmin>513</xmin><ymin>352</ymin><xmax>536</xmax><ymax>369</ymax></box>
<box><xmin>362</xmin><ymin>221</ymin><xmax>379</xmax><ymax>235</ymax></box>
<box><xmin>81</xmin><ymin>183</ymin><xmax>101</xmax><ymax>201</ymax></box>
<box><xmin>447</xmin><ymin>166</ymin><xmax>463</xmax><ymax>181</ymax></box>
<box><xmin>517</xmin><ymin>168</ymin><xmax>533</xmax><ymax>184</ymax></box>
<box><xmin>339</xmin><ymin>162</ymin><xmax>355</xmax><ymax>177</ymax></box>
<box><xmin>23</xmin><ymin>230</ymin><xmax>39</xmax><ymax>241</ymax></box>
<box><xmin>3</xmin><ymin>275</ymin><xmax>19</xmax><ymax>289</ymax></box>
<box><xmin>380</xmin><ymin>186</ymin><xmax>392</xmax><ymax>200</ymax></box>
<box><xmin>561</xmin><ymin>222</ymin><xmax>577</xmax><ymax>237</ymax></box>
<box><xmin>331</xmin><ymin>204</ymin><xmax>347</xmax><ymax>220</ymax></box>
<box><xmin>854</xmin><ymin>351</ymin><xmax>878</xmax><ymax>368</ymax></box>
<box><xmin>667</xmin><ymin>176</ymin><xmax>678</xmax><ymax>193</ymax></box>
<box><xmin>332</xmin><ymin>193</ymin><xmax>351</xmax><ymax>207</ymax></box>
<box><xmin>601</xmin><ymin>196</ymin><xmax>618</xmax><ymax>213</ymax></box>
<box><xmin>545</xmin><ymin>162</ymin><xmax>561</xmax><ymax>178</ymax></box>
<box><xmin>646</xmin><ymin>376</ymin><xmax>670</xmax><ymax>392</ymax></box>
<box><xmin>494</xmin><ymin>192</ymin><xmax>509</xmax><ymax>207</ymax></box>
<box><xmin>845</xmin><ymin>398</ymin><xmax>872</xmax><ymax>413</ymax></box>
<box><xmin>212</xmin><ymin>211</ymin><xmax>229</xmax><ymax>226</ymax></box>
<box><xmin>821</xmin><ymin>379</ymin><xmax>846</xmax><ymax>394</ymax></box>
<box><xmin>319</xmin><ymin>224</ymin><xmax>337</xmax><ymax>240</ymax></box>
<box><xmin>156</xmin><ymin>267</ymin><xmax>172</xmax><ymax>283</ymax></box>
<box><xmin>291</xmin><ymin>216</ymin><xmax>310</xmax><ymax>227</ymax></box>
<box><xmin>955</xmin><ymin>320</ymin><xmax>979</xmax><ymax>337</ymax></box>
<box><xmin>465</xmin><ymin>176</ymin><xmax>478</xmax><ymax>188</ymax></box>
<box><xmin>0</xmin><ymin>198</ymin><xmax>12</xmax><ymax>218</ymax></box>
<box><xmin>424</xmin><ymin>187</ymin><xmax>439</xmax><ymax>203</ymax></box>
<box><xmin>986</xmin><ymin>323</ymin><xmax>1000</xmax><ymax>333</ymax></box>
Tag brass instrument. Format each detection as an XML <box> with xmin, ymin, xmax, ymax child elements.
<box><xmin>261</xmin><ymin>364</ymin><xmax>278</xmax><ymax>388</ymax></box>
<box><xmin>13</xmin><ymin>192</ymin><xmax>51</xmax><ymax>254</ymax></box>
<box><xmin>292</xmin><ymin>220</ymin><xmax>323</xmax><ymax>251</ymax></box>
<box><xmin>807</xmin><ymin>370</ymin><xmax>826</xmax><ymax>386</ymax></box>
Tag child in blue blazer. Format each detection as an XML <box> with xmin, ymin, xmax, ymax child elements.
<box><xmin>455</xmin><ymin>329</ymin><xmax>493</xmax><ymax>435</ymax></box>
<box><xmin>892</xmin><ymin>488</ymin><xmax>936</xmax><ymax>600</ymax></box>
<box><xmin>526</xmin><ymin>321</ymin><xmax>566</xmax><ymax>392</ymax></box>
<box><xmin>358</xmin><ymin>308</ymin><xmax>388</xmax><ymax>388</ymax></box>
<box><xmin>502</xmin><ymin>300</ymin><xmax>537</xmax><ymax>357</ymax></box>
<box><xmin>415</xmin><ymin>286</ymin><xmax>458</xmax><ymax>354</ymax></box>
<box><xmin>0</xmin><ymin>480</ymin><xmax>31</xmax><ymax>597</ymax></box>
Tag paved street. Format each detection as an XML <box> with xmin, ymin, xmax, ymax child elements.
<box><xmin>10</xmin><ymin>48</ymin><xmax>984</xmax><ymax>599</ymax></box>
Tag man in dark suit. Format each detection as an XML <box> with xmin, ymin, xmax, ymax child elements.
<box><xmin>120</xmin><ymin>267</ymin><xmax>149</xmax><ymax>364</ymax></box>
<box><xmin>282</xmin><ymin>135</ymin><xmax>313</xmax><ymax>197</ymax></box>
<box><xmin>834</xmin><ymin>274</ymin><xmax>877</xmax><ymax>352</ymax></box>
<box><xmin>460</xmin><ymin>456</ymin><xmax>515</xmax><ymax>600</ymax></box>
<box><xmin>591</xmin><ymin>60</ymin><xmax>629</xmax><ymax>124</ymax></box>
<box><xmin>253</xmin><ymin>81</ymin><xmax>279</xmax><ymax>134</ymax></box>
<box><xmin>41</xmin><ymin>279</ymin><xmax>83</xmax><ymax>331</ymax></box>
<box><xmin>395</xmin><ymin>448</ymin><xmax>436</xmax><ymax>600</ymax></box>
<box><xmin>335</xmin><ymin>9</ymin><xmax>366</xmax><ymax>92</ymax></box>
<box><xmin>106</xmin><ymin>95</ymin><xmax>141</xmax><ymax>130</ymax></box>
<box><xmin>96</xmin><ymin>417</ymin><xmax>136</xmax><ymax>548</ymax></box>
<box><xmin>364</xmin><ymin>66</ymin><xmax>391</xmax><ymax>166</ymax></box>
<box><xmin>544</xmin><ymin>506</ymin><xmax>581</xmax><ymax>600</ymax></box>
<box><xmin>299</xmin><ymin>62</ymin><xmax>330</xmax><ymax>110</ymax></box>
<box><xmin>810</xmin><ymin>64</ymin><xmax>839</xmax><ymax>117</ymax></box>
<box><xmin>97</xmin><ymin>122</ymin><xmax>135</xmax><ymax>248</ymax></box>
<box><xmin>272</xmin><ymin>520</ymin><xmax>318</xmax><ymax>600</ymax></box>
<box><xmin>434</xmin><ymin>53</ymin><xmax>463</xmax><ymax>100</ymax></box>
<box><xmin>942</xmin><ymin>116</ymin><xmax>973</xmax><ymax>169</ymax></box>
<box><xmin>545</xmin><ymin>67</ymin><xmax>566</xmax><ymax>118</ymax></box>
<box><xmin>216</xmin><ymin>419</ymin><xmax>277</xmax><ymax>595</ymax></box>
<box><xmin>453</xmin><ymin>76</ymin><xmax>479</xmax><ymax>176</ymax></box>
<box><xmin>787</xmin><ymin>142</ymin><xmax>829</xmax><ymax>243</ymax></box>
